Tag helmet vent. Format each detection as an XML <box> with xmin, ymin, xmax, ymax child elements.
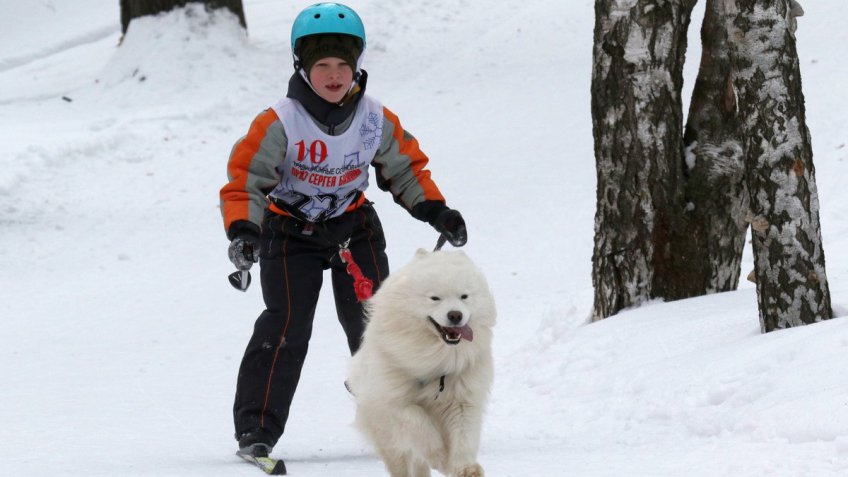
<box><xmin>313</xmin><ymin>13</ymin><xmax>320</xmax><ymax>18</ymax></box>
<box><xmin>339</xmin><ymin>13</ymin><xmax>345</xmax><ymax>18</ymax></box>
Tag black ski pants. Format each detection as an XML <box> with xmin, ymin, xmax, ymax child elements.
<box><xmin>233</xmin><ymin>202</ymin><xmax>389</xmax><ymax>445</ymax></box>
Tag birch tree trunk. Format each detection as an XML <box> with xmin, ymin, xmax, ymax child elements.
<box><xmin>120</xmin><ymin>0</ymin><xmax>247</xmax><ymax>34</ymax></box>
<box><xmin>591</xmin><ymin>0</ymin><xmax>696</xmax><ymax>320</ymax></box>
<box><xmin>591</xmin><ymin>0</ymin><xmax>831</xmax><ymax>330</ymax></box>
<box><xmin>679</xmin><ymin>0</ymin><xmax>749</xmax><ymax>294</ymax></box>
<box><xmin>727</xmin><ymin>0</ymin><xmax>832</xmax><ymax>331</ymax></box>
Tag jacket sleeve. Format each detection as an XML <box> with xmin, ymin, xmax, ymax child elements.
<box><xmin>219</xmin><ymin>109</ymin><xmax>286</xmax><ymax>239</ymax></box>
<box><xmin>373</xmin><ymin>106</ymin><xmax>448</xmax><ymax>223</ymax></box>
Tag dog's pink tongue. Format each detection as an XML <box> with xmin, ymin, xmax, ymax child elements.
<box><xmin>448</xmin><ymin>326</ymin><xmax>473</xmax><ymax>342</ymax></box>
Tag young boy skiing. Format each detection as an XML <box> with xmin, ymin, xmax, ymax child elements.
<box><xmin>219</xmin><ymin>1</ymin><xmax>468</xmax><ymax>462</ymax></box>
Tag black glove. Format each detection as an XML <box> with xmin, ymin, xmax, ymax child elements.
<box><xmin>228</xmin><ymin>234</ymin><xmax>260</xmax><ymax>271</ymax></box>
<box><xmin>430</xmin><ymin>208</ymin><xmax>467</xmax><ymax>247</ymax></box>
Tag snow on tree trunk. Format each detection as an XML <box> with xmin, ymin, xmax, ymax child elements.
<box><xmin>726</xmin><ymin>0</ymin><xmax>832</xmax><ymax>332</ymax></box>
<box><xmin>679</xmin><ymin>0</ymin><xmax>750</xmax><ymax>294</ymax></box>
<box><xmin>120</xmin><ymin>0</ymin><xmax>247</xmax><ymax>34</ymax></box>
<box><xmin>591</xmin><ymin>0</ymin><xmax>696</xmax><ymax>320</ymax></box>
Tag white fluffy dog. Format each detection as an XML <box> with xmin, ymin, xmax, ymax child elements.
<box><xmin>347</xmin><ymin>249</ymin><xmax>496</xmax><ymax>477</ymax></box>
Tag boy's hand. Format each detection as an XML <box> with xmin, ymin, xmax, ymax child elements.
<box><xmin>228</xmin><ymin>235</ymin><xmax>260</xmax><ymax>270</ymax></box>
<box><xmin>431</xmin><ymin>208</ymin><xmax>467</xmax><ymax>247</ymax></box>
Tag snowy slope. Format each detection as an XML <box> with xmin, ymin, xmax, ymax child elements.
<box><xmin>1</xmin><ymin>1</ymin><xmax>848</xmax><ymax>476</ymax></box>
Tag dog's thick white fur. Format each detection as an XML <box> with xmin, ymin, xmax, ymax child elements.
<box><xmin>347</xmin><ymin>249</ymin><xmax>496</xmax><ymax>477</ymax></box>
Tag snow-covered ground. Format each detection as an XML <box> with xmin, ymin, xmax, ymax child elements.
<box><xmin>2</xmin><ymin>1</ymin><xmax>848</xmax><ymax>475</ymax></box>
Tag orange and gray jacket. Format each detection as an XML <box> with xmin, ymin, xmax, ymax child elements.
<box><xmin>220</xmin><ymin>94</ymin><xmax>447</xmax><ymax>239</ymax></box>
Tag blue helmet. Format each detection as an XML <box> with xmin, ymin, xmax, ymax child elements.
<box><xmin>291</xmin><ymin>3</ymin><xmax>366</xmax><ymax>55</ymax></box>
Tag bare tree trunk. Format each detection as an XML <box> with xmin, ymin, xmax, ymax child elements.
<box><xmin>727</xmin><ymin>0</ymin><xmax>832</xmax><ymax>331</ymax></box>
<box><xmin>591</xmin><ymin>0</ymin><xmax>697</xmax><ymax>320</ymax></box>
<box><xmin>591</xmin><ymin>0</ymin><xmax>832</xmax><ymax>331</ymax></box>
<box><xmin>120</xmin><ymin>0</ymin><xmax>247</xmax><ymax>34</ymax></box>
<box><xmin>678</xmin><ymin>0</ymin><xmax>749</xmax><ymax>294</ymax></box>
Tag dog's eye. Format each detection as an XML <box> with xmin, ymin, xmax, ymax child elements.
<box><xmin>430</xmin><ymin>296</ymin><xmax>441</xmax><ymax>301</ymax></box>
<box><xmin>461</xmin><ymin>294</ymin><xmax>469</xmax><ymax>300</ymax></box>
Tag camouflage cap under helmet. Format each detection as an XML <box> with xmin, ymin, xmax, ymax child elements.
<box><xmin>298</xmin><ymin>34</ymin><xmax>362</xmax><ymax>72</ymax></box>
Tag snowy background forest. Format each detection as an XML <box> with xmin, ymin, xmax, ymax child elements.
<box><xmin>2</xmin><ymin>0</ymin><xmax>848</xmax><ymax>476</ymax></box>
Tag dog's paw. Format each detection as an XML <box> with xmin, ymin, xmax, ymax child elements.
<box><xmin>454</xmin><ymin>463</ymin><xmax>484</xmax><ymax>477</ymax></box>
<box><xmin>430</xmin><ymin>454</ymin><xmax>450</xmax><ymax>476</ymax></box>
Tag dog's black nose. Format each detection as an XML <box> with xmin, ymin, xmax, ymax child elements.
<box><xmin>447</xmin><ymin>310</ymin><xmax>463</xmax><ymax>324</ymax></box>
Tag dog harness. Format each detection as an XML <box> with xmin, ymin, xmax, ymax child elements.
<box><xmin>418</xmin><ymin>375</ymin><xmax>446</xmax><ymax>400</ymax></box>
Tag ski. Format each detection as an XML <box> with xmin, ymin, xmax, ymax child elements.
<box><xmin>236</xmin><ymin>450</ymin><xmax>287</xmax><ymax>475</ymax></box>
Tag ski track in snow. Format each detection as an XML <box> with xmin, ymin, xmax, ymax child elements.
<box><xmin>0</xmin><ymin>25</ymin><xmax>119</xmax><ymax>74</ymax></box>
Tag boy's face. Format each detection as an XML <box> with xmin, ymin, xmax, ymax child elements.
<box><xmin>308</xmin><ymin>57</ymin><xmax>355</xmax><ymax>104</ymax></box>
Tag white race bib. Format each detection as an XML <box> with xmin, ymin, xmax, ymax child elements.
<box><xmin>269</xmin><ymin>96</ymin><xmax>384</xmax><ymax>221</ymax></box>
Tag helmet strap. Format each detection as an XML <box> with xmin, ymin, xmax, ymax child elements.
<box><xmin>292</xmin><ymin>51</ymin><xmax>302</xmax><ymax>72</ymax></box>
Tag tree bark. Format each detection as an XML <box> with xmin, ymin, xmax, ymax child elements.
<box><xmin>591</xmin><ymin>0</ymin><xmax>697</xmax><ymax>320</ymax></box>
<box><xmin>120</xmin><ymin>0</ymin><xmax>247</xmax><ymax>34</ymax></box>
<box><xmin>591</xmin><ymin>0</ymin><xmax>831</xmax><ymax>331</ymax></box>
<box><xmin>727</xmin><ymin>0</ymin><xmax>832</xmax><ymax>331</ymax></box>
<box><xmin>677</xmin><ymin>0</ymin><xmax>749</xmax><ymax>294</ymax></box>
